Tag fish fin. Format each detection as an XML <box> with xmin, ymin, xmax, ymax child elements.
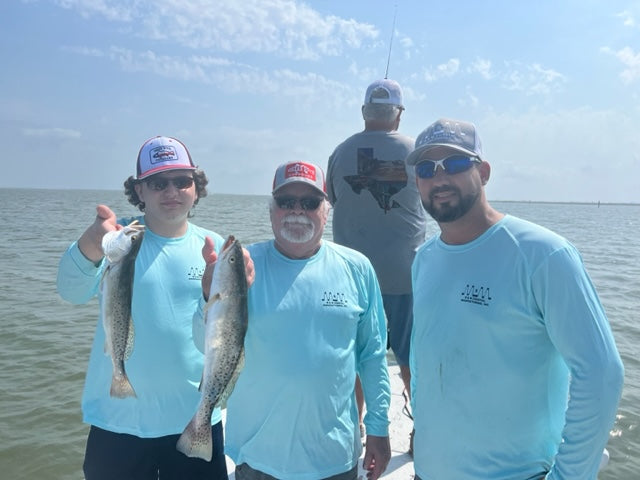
<box><xmin>198</xmin><ymin>371</ymin><xmax>204</xmax><ymax>392</ymax></box>
<box><xmin>176</xmin><ymin>417</ymin><xmax>213</xmax><ymax>461</ymax></box>
<box><xmin>203</xmin><ymin>293</ymin><xmax>222</xmax><ymax>320</ymax></box>
<box><xmin>124</xmin><ymin>317</ymin><xmax>135</xmax><ymax>360</ymax></box>
<box><xmin>217</xmin><ymin>348</ymin><xmax>245</xmax><ymax>409</ymax></box>
<box><xmin>110</xmin><ymin>371</ymin><xmax>137</xmax><ymax>398</ymax></box>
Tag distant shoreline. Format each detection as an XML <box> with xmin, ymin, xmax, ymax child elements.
<box><xmin>1</xmin><ymin>187</ymin><xmax>639</xmax><ymax>206</ymax></box>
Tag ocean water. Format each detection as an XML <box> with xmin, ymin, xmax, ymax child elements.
<box><xmin>0</xmin><ymin>188</ymin><xmax>637</xmax><ymax>479</ymax></box>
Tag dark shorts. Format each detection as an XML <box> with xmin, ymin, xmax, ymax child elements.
<box><xmin>235</xmin><ymin>463</ymin><xmax>358</xmax><ymax>480</ymax></box>
<box><xmin>415</xmin><ymin>472</ymin><xmax>548</xmax><ymax>480</ymax></box>
<box><xmin>383</xmin><ymin>293</ymin><xmax>413</xmax><ymax>366</ymax></box>
<box><xmin>83</xmin><ymin>422</ymin><xmax>228</xmax><ymax>480</ymax></box>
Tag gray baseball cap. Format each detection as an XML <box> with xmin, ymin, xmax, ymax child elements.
<box><xmin>406</xmin><ymin>118</ymin><xmax>483</xmax><ymax>165</ymax></box>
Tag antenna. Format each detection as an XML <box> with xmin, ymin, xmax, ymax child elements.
<box><xmin>384</xmin><ymin>5</ymin><xmax>398</xmax><ymax>79</ymax></box>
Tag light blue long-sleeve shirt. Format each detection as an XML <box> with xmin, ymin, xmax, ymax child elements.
<box><xmin>225</xmin><ymin>240</ymin><xmax>390</xmax><ymax>480</ymax></box>
<box><xmin>57</xmin><ymin>217</ymin><xmax>225</xmax><ymax>437</ymax></box>
<box><xmin>410</xmin><ymin>215</ymin><xmax>623</xmax><ymax>480</ymax></box>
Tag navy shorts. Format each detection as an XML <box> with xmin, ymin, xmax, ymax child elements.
<box><xmin>236</xmin><ymin>463</ymin><xmax>358</xmax><ymax>480</ymax></box>
<box><xmin>383</xmin><ymin>293</ymin><xmax>413</xmax><ymax>366</ymax></box>
<box><xmin>83</xmin><ymin>422</ymin><xmax>228</xmax><ymax>480</ymax></box>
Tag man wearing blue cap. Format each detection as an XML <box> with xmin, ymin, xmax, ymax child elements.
<box><xmin>407</xmin><ymin>118</ymin><xmax>624</xmax><ymax>480</ymax></box>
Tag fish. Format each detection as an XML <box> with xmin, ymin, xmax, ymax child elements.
<box><xmin>176</xmin><ymin>235</ymin><xmax>248</xmax><ymax>461</ymax></box>
<box><xmin>100</xmin><ymin>220</ymin><xmax>145</xmax><ymax>399</ymax></box>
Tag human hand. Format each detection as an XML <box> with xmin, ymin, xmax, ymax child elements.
<box><xmin>201</xmin><ymin>238</ymin><xmax>255</xmax><ymax>301</ymax></box>
<box><xmin>362</xmin><ymin>435</ymin><xmax>391</xmax><ymax>480</ymax></box>
<box><xmin>77</xmin><ymin>204</ymin><xmax>119</xmax><ymax>263</ymax></box>
<box><xmin>242</xmin><ymin>247</ymin><xmax>255</xmax><ymax>288</ymax></box>
<box><xmin>201</xmin><ymin>236</ymin><xmax>218</xmax><ymax>301</ymax></box>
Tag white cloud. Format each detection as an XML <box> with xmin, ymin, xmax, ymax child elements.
<box><xmin>53</xmin><ymin>0</ymin><xmax>379</xmax><ymax>60</ymax></box>
<box><xmin>22</xmin><ymin>127</ymin><xmax>82</xmax><ymax>138</ymax></box>
<box><xmin>458</xmin><ymin>87</ymin><xmax>479</xmax><ymax>108</ymax></box>
<box><xmin>54</xmin><ymin>0</ymin><xmax>136</xmax><ymax>21</ymax></box>
<box><xmin>61</xmin><ymin>45</ymin><xmax>105</xmax><ymax>57</ymax></box>
<box><xmin>469</xmin><ymin>58</ymin><xmax>493</xmax><ymax>80</ymax></box>
<box><xmin>501</xmin><ymin>62</ymin><xmax>566</xmax><ymax>95</ymax></box>
<box><xmin>601</xmin><ymin>46</ymin><xmax>640</xmax><ymax>84</ymax></box>
<box><xmin>81</xmin><ymin>46</ymin><xmax>354</xmax><ymax>107</ymax></box>
<box><xmin>423</xmin><ymin>58</ymin><xmax>460</xmax><ymax>82</ymax></box>
<box><xmin>616</xmin><ymin>9</ymin><xmax>637</xmax><ymax>28</ymax></box>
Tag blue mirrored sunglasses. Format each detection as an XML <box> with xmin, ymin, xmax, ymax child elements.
<box><xmin>415</xmin><ymin>155</ymin><xmax>481</xmax><ymax>179</ymax></box>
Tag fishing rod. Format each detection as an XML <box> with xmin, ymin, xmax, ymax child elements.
<box><xmin>384</xmin><ymin>5</ymin><xmax>398</xmax><ymax>79</ymax></box>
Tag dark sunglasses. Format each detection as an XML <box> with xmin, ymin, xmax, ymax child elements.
<box><xmin>274</xmin><ymin>195</ymin><xmax>324</xmax><ymax>211</ymax></box>
<box><xmin>145</xmin><ymin>176</ymin><xmax>194</xmax><ymax>191</ymax></box>
<box><xmin>415</xmin><ymin>155</ymin><xmax>481</xmax><ymax>179</ymax></box>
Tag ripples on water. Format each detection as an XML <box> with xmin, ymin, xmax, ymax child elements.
<box><xmin>0</xmin><ymin>189</ymin><xmax>638</xmax><ymax>479</ymax></box>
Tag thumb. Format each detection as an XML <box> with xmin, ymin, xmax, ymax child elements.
<box><xmin>96</xmin><ymin>204</ymin><xmax>116</xmax><ymax>221</ymax></box>
<box><xmin>95</xmin><ymin>204</ymin><xmax>118</xmax><ymax>231</ymax></box>
<box><xmin>202</xmin><ymin>236</ymin><xmax>218</xmax><ymax>264</ymax></box>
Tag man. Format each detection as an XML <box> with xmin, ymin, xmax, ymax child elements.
<box><xmin>407</xmin><ymin>118</ymin><xmax>624</xmax><ymax>479</ymax></box>
<box><xmin>221</xmin><ymin>161</ymin><xmax>391</xmax><ymax>480</ymax></box>
<box><xmin>327</xmin><ymin>79</ymin><xmax>427</xmax><ymax>442</ymax></box>
<box><xmin>57</xmin><ymin>136</ymin><xmax>253</xmax><ymax>479</ymax></box>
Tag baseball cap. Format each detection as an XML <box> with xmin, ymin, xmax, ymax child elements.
<box><xmin>406</xmin><ymin>118</ymin><xmax>483</xmax><ymax>166</ymax></box>
<box><xmin>272</xmin><ymin>161</ymin><xmax>327</xmax><ymax>196</ymax></box>
<box><xmin>136</xmin><ymin>136</ymin><xmax>196</xmax><ymax>180</ymax></box>
<box><xmin>364</xmin><ymin>79</ymin><xmax>403</xmax><ymax>107</ymax></box>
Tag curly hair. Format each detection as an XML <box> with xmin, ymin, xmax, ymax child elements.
<box><xmin>123</xmin><ymin>169</ymin><xmax>209</xmax><ymax>216</ymax></box>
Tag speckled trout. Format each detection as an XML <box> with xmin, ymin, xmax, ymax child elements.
<box><xmin>100</xmin><ymin>221</ymin><xmax>145</xmax><ymax>399</ymax></box>
<box><xmin>177</xmin><ymin>235</ymin><xmax>248</xmax><ymax>461</ymax></box>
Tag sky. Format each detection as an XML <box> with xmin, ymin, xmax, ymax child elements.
<box><xmin>2</xmin><ymin>0</ymin><xmax>640</xmax><ymax>203</ymax></box>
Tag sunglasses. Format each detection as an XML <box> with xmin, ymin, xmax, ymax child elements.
<box><xmin>274</xmin><ymin>195</ymin><xmax>324</xmax><ymax>211</ymax></box>
<box><xmin>145</xmin><ymin>176</ymin><xmax>194</xmax><ymax>191</ymax></box>
<box><xmin>415</xmin><ymin>155</ymin><xmax>481</xmax><ymax>179</ymax></box>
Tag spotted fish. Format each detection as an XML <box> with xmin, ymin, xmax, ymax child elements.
<box><xmin>177</xmin><ymin>235</ymin><xmax>248</xmax><ymax>461</ymax></box>
<box><xmin>100</xmin><ymin>221</ymin><xmax>145</xmax><ymax>398</ymax></box>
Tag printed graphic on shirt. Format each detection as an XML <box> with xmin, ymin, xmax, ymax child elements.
<box><xmin>343</xmin><ymin>147</ymin><xmax>408</xmax><ymax>212</ymax></box>
<box><xmin>460</xmin><ymin>284</ymin><xmax>492</xmax><ymax>306</ymax></box>
<box><xmin>321</xmin><ymin>291</ymin><xmax>348</xmax><ymax>307</ymax></box>
<box><xmin>188</xmin><ymin>265</ymin><xmax>205</xmax><ymax>281</ymax></box>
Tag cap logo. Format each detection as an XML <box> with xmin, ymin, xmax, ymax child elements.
<box><xmin>149</xmin><ymin>145</ymin><xmax>179</xmax><ymax>164</ymax></box>
<box><xmin>285</xmin><ymin>162</ymin><xmax>316</xmax><ymax>182</ymax></box>
<box><xmin>417</xmin><ymin>121</ymin><xmax>467</xmax><ymax>148</ymax></box>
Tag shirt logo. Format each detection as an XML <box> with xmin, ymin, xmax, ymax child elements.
<box><xmin>460</xmin><ymin>284</ymin><xmax>492</xmax><ymax>306</ymax></box>
<box><xmin>188</xmin><ymin>266</ymin><xmax>205</xmax><ymax>281</ymax></box>
<box><xmin>321</xmin><ymin>291</ymin><xmax>348</xmax><ymax>307</ymax></box>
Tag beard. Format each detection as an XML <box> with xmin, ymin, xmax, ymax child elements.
<box><xmin>422</xmin><ymin>185</ymin><xmax>479</xmax><ymax>223</ymax></box>
<box><xmin>279</xmin><ymin>214</ymin><xmax>315</xmax><ymax>243</ymax></box>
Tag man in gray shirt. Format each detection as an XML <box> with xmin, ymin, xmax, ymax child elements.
<box><xmin>327</xmin><ymin>79</ymin><xmax>428</xmax><ymax>454</ymax></box>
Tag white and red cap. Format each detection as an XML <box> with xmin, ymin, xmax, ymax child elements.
<box><xmin>272</xmin><ymin>161</ymin><xmax>327</xmax><ymax>196</ymax></box>
<box><xmin>136</xmin><ymin>136</ymin><xmax>196</xmax><ymax>180</ymax></box>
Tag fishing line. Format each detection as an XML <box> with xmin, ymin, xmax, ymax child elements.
<box><xmin>384</xmin><ymin>5</ymin><xmax>398</xmax><ymax>79</ymax></box>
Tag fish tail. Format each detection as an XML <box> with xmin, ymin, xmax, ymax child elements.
<box><xmin>110</xmin><ymin>371</ymin><xmax>137</xmax><ymax>398</ymax></box>
<box><xmin>176</xmin><ymin>416</ymin><xmax>213</xmax><ymax>461</ymax></box>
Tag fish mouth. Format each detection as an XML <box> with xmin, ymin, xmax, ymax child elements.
<box><xmin>222</xmin><ymin>235</ymin><xmax>236</xmax><ymax>251</ymax></box>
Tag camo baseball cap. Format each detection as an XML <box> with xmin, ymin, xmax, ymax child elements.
<box><xmin>136</xmin><ymin>136</ymin><xmax>196</xmax><ymax>180</ymax></box>
<box><xmin>272</xmin><ymin>161</ymin><xmax>327</xmax><ymax>196</ymax></box>
<box><xmin>406</xmin><ymin>118</ymin><xmax>483</xmax><ymax>166</ymax></box>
